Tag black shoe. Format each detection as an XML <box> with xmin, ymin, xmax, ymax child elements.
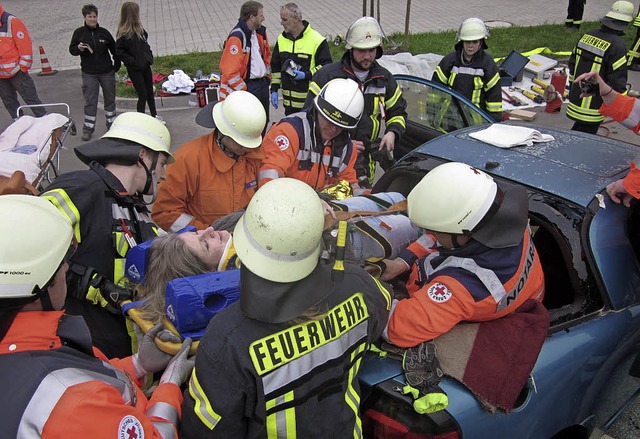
<box><xmin>629</xmin><ymin>63</ymin><xmax>640</xmax><ymax>72</ymax></box>
<box><xmin>81</xmin><ymin>131</ymin><xmax>92</xmax><ymax>141</ymax></box>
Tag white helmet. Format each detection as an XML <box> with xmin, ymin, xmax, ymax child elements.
<box><xmin>456</xmin><ymin>17</ymin><xmax>489</xmax><ymax>42</ymax></box>
<box><xmin>233</xmin><ymin>178</ymin><xmax>325</xmax><ymax>283</ymax></box>
<box><xmin>0</xmin><ymin>195</ymin><xmax>74</xmax><ymax>302</ymax></box>
<box><xmin>213</xmin><ymin>91</ymin><xmax>266</xmax><ymax>148</ymax></box>
<box><xmin>407</xmin><ymin>162</ymin><xmax>498</xmax><ymax>235</ymax></box>
<box><xmin>103</xmin><ymin>112</ymin><xmax>174</xmax><ymax>163</ymax></box>
<box><xmin>345</xmin><ymin>16</ymin><xmax>385</xmax><ymax>50</ymax></box>
<box><xmin>314</xmin><ymin>78</ymin><xmax>364</xmax><ymax>129</ymax></box>
<box><xmin>605</xmin><ymin>1</ymin><xmax>635</xmax><ymax>22</ymax></box>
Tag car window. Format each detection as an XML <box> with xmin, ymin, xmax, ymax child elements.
<box><xmin>589</xmin><ymin>200</ymin><xmax>640</xmax><ymax>310</ymax></box>
<box><xmin>397</xmin><ymin>78</ymin><xmax>489</xmax><ymax>134</ymax></box>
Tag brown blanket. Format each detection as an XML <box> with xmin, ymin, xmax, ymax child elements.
<box><xmin>433</xmin><ymin>299</ymin><xmax>550</xmax><ymax>413</ymax></box>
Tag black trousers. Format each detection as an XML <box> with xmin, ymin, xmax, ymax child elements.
<box><xmin>127</xmin><ymin>65</ymin><xmax>157</xmax><ymax>117</ymax></box>
<box><xmin>247</xmin><ymin>77</ymin><xmax>270</xmax><ymax>133</ymax></box>
<box><xmin>571</xmin><ymin>120</ymin><xmax>600</xmax><ymax>135</ymax></box>
<box><xmin>565</xmin><ymin>0</ymin><xmax>586</xmax><ymax>27</ymax></box>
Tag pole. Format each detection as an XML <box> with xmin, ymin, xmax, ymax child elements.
<box><xmin>404</xmin><ymin>0</ymin><xmax>412</xmax><ymax>51</ymax></box>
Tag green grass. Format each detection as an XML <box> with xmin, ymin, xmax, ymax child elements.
<box><xmin>116</xmin><ymin>21</ymin><xmax>636</xmax><ymax>98</ymax></box>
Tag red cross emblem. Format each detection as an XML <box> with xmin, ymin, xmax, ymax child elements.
<box><xmin>275</xmin><ymin>135</ymin><xmax>290</xmax><ymax>151</ymax></box>
<box><xmin>127</xmin><ymin>426</ymin><xmax>138</xmax><ymax>439</ymax></box>
<box><xmin>427</xmin><ymin>282</ymin><xmax>452</xmax><ymax>303</ymax></box>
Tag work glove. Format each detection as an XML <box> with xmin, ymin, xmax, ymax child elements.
<box><xmin>88</xmin><ymin>273</ymin><xmax>135</xmax><ymax>314</ymax></box>
<box><xmin>271</xmin><ymin>91</ymin><xmax>279</xmax><ymax>109</ymax></box>
<box><xmin>160</xmin><ymin>337</ymin><xmax>195</xmax><ymax>387</ymax></box>
<box><xmin>402</xmin><ymin>341</ymin><xmax>448</xmax><ymax>414</ymax></box>
<box><xmin>292</xmin><ymin>69</ymin><xmax>306</xmax><ymax>81</ymax></box>
<box><xmin>133</xmin><ymin>322</ymin><xmax>174</xmax><ymax>378</ymax></box>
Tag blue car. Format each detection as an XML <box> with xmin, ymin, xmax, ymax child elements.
<box><xmin>359</xmin><ymin>76</ymin><xmax>640</xmax><ymax>439</ymax></box>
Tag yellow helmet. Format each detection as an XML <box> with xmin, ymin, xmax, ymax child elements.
<box><xmin>605</xmin><ymin>1</ymin><xmax>635</xmax><ymax>22</ymax></box>
<box><xmin>103</xmin><ymin>112</ymin><xmax>174</xmax><ymax>163</ymax></box>
<box><xmin>213</xmin><ymin>91</ymin><xmax>266</xmax><ymax>148</ymax></box>
<box><xmin>456</xmin><ymin>18</ymin><xmax>489</xmax><ymax>42</ymax></box>
<box><xmin>345</xmin><ymin>16</ymin><xmax>384</xmax><ymax>50</ymax></box>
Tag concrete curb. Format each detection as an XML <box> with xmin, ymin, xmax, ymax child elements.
<box><xmin>115</xmin><ymin>93</ymin><xmax>199</xmax><ymax>112</ymax></box>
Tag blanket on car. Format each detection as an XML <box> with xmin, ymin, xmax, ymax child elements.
<box><xmin>433</xmin><ymin>299</ymin><xmax>550</xmax><ymax>413</ymax></box>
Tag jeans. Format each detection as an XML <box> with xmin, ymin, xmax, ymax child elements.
<box><xmin>82</xmin><ymin>71</ymin><xmax>117</xmax><ymax>133</ymax></box>
<box><xmin>0</xmin><ymin>70</ymin><xmax>45</xmax><ymax>119</ymax></box>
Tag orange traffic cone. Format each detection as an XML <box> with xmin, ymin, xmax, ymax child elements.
<box><xmin>37</xmin><ymin>46</ymin><xmax>57</xmax><ymax>76</ymax></box>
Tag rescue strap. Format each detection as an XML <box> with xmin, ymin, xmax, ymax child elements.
<box><xmin>493</xmin><ymin>47</ymin><xmax>573</xmax><ymax>64</ymax></box>
<box><xmin>325</xmin><ymin>200</ymin><xmax>408</xmax><ymax>230</ymax></box>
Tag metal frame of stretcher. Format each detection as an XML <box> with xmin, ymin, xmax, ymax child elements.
<box><xmin>16</xmin><ymin>103</ymin><xmax>77</xmax><ymax>189</ymax></box>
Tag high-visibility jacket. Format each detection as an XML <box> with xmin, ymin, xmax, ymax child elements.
<box><xmin>385</xmin><ymin>229</ymin><xmax>545</xmax><ymax>348</ymax></box>
<box><xmin>306</xmin><ymin>53</ymin><xmax>407</xmax><ymax>182</ymax></box>
<box><xmin>219</xmin><ymin>19</ymin><xmax>271</xmax><ymax>100</ymax></box>
<box><xmin>567</xmin><ymin>26</ymin><xmax>628</xmax><ymax>124</ymax></box>
<box><xmin>258</xmin><ymin>108</ymin><xmax>359</xmax><ymax>191</ymax></box>
<box><xmin>152</xmin><ymin>130</ymin><xmax>263</xmax><ymax>231</ymax></box>
<box><xmin>432</xmin><ymin>47</ymin><xmax>503</xmax><ymax>122</ymax></box>
<box><xmin>42</xmin><ymin>162</ymin><xmax>160</xmax><ymax>359</ymax></box>
<box><xmin>270</xmin><ymin>21</ymin><xmax>332</xmax><ymax>115</ymax></box>
<box><xmin>0</xmin><ymin>311</ymin><xmax>182</xmax><ymax>438</ymax></box>
<box><xmin>0</xmin><ymin>6</ymin><xmax>33</xmax><ymax>78</ymax></box>
<box><xmin>599</xmin><ymin>93</ymin><xmax>640</xmax><ymax>198</ymax></box>
<box><xmin>180</xmin><ymin>263</ymin><xmax>391</xmax><ymax>438</ymax></box>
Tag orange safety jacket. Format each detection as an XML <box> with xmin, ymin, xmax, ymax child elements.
<box><xmin>219</xmin><ymin>19</ymin><xmax>271</xmax><ymax>100</ymax></box>
<box><xmin>152</xmin><ymin>130</ymin><xmax>263</xmax><ymax>231</ymax></box>
<box><xmin>257</xmin><ymin>108</ymin><xmax>358</xmax><ymax>191</ymax></box>
<box><xmin>599</xmin><ymin>93</ymin><xmax>640</xmax><ymax>198</ymax></box>
<box><xmin>0</xmin><ymin>311</ymin><xmax>182</xmax><ymax>438</ymax></box>
<box><xmin>385</xmin><ymin>228</ymin><xmax>545</xmax><ymax>348</ymax></box>
<box><xmin>0</xmin><ymin>6</ymin><xmax>33</xmax><ymax>78</ymax></box>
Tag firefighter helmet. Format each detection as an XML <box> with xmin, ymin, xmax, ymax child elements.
<box><xmin>605</xmin><ymin>1</ymin><xmax>634</xmax><ymax>22</ymax></box>
<box><xmin>213</xmin><ymin>90</ymin><xmax>266</xmax><ymax>148</ymax></box>
<box><xmin>0</xmin><ymin>195</ymin><xmax>74</xmax><ymax>302</ymax></box>
<box><xmin>407</xmin><ymin>162</ymin><xmax>498</xmax><ymax>235</ymax></box>
<box><xmin>102</xmin><ymin>112</ymin><xmax>174</xmax><ymax>163</ymax></box>
<box><xmin>456</xmin><ymin>18</ymin><xmax>489</xmax><ymax>42</ymax></box>
<box><xmin>345</xmin><ymin>16</ymin><xmax>384</xmax><ymax>50</ymax></box>
<box><xmin>314</xmin><ymin>78</ymin><xmax>364</xmax><ymax>129</ymax></box>
<box><xmin>233</xmin><ymin>178</ymin><xmax>325</xmax><ymax>283</ymax></box>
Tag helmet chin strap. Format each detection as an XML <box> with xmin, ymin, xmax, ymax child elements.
<box><xmin>138</xmin><ymin>151</ymin><xmax>160</xmax><ymax>205</ymax></box>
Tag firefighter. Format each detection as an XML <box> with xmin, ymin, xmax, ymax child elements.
<box><xmin>574</xmin><ymin>70</ymin><xmax>640</xmax><ymax>206</ymax></box>
<box><xmin>180</xmin><ymin>177</ymin><xmax>392</xmax><ymax>438</ymax></box>
<box><xmin>565</xmin><ymin>0</ymin><xmax>586</xmax><ymax>30</ymax></box>
<box><xmin>379</xmin><ymin>162</ymin><xmax>545</xmax><ymax>348</ymax></box>
<box><xmin>219</xmin><ymin>1</ymin><xmax>271</xmax><ymax>125</ymax></box>
<box><xmin>270</xmin><ymin>3</ymin><xmax>332</xmax><ymax>115</ymax></box>
<box><xmin>152</xmin><ymin>90</ymin><xmax>266</xmax><ymax>231</ymax></box>
<box><xmin>41</xmin><ymin>112</ymin><xmax>173</xmax><ymax>359</ymax></box>
<box><xmin>567</xmin><ymin>1</ymin><xmax>634</xmax><ymax>134</ymax></box>
<box><xmin>432</xmin><ymin>18</ymin><xmax>503</xmax><ymax>123</ymax></box>
<box><xmin>0</xmin><ymin>195</ymin><xmax>194</xmax><ymax>438</ymax></box>
<box><xmin>306</xmin><ymin>16</ymin><xmax>407</xmax><ymax>188</ymax></box>
<box><xmin>627</xmin><ymin>4</ymin><xmax>640</xmax><ymax>70</ymax></box>
<box><xmin>0</xmin><ymin>3</ymin><xmax>45</xmax><ymax>119</ymax></box>
<box><xmin>258</xmin><ymin>78</ymin><xmax>367</xmax><ymax>194</ymax></box>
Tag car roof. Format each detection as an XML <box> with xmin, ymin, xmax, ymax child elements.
<box><xmin>408</xmin><ymin>124</ymin><xmax>640</xmax><ymax>208</ymax></box>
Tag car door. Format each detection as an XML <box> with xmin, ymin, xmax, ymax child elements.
<box><xmin>393</xmin><ymin>74</ymin><xmax>494</xmax><ymax>161</ymax></box>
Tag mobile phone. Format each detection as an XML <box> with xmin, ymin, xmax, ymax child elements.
<box><xmin>580</xmin><ymin>79</ymin><xmax>599</xmax><ymax>96</ymax></box>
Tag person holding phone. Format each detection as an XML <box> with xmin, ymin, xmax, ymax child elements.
<box><xmin>70</xmin><ymin>4</ymin><xmax>121</xmax><ymax>141</ymax></box>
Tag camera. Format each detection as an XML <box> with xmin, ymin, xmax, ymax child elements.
<box><xmin>580</xmin><ymin>79</ymin><xmax>600</xmax><ymax>96</ymax></box>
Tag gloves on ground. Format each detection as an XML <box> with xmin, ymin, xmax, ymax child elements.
<box><xmin>292</xmin><ymin>69</ymin><xmax>306</xmax><ymax>81</ymax></box>
<box><xmin>160</xmin><ymin>337</ymin><xmax>195</xmax><ymax>387</ymax></box>
<box><xmin>271</xmin><ymin>91</ymin><xmax>278</xmax><ymax>109</ymax></box>
<box><xmin>133</xmin><ymin>322</ymin><xmax>174</xmax><ymax>377</ymax></box>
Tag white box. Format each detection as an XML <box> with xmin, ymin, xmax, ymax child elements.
<box><xmin>524</xmin><ymin>54</ymin><xmax>558</xmax><ymax>78</ymax></box>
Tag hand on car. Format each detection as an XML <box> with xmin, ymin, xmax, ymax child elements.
<box><xmin>379</xmin><ymin>258</ymin><xmax>410</xmax><ymax>282</ymax></box>
<box><xmin>379</xmin><ymin>131</ymin><xmax>396</xmax><ymax>154</ymax></box>
<box><xmin>606</xmin><ymin>178</ymin><xmax>634</xmax><ymax>207</ymax></box>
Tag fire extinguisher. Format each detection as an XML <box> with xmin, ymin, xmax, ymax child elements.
<box><xmin>550</xmin><ymin>68</ymin><xmax>567</xmax><ymax>100</ymax></box>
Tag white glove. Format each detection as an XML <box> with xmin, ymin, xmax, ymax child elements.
<box><xmin>160</xmin><ymin>338</ymin><xmax>195</xmax><ymax>387</ymax></box>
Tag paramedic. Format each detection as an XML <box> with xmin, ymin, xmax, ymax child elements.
<box><xmin>180</xmin><ymin>177</ymin><xmax>392</xmax><ymax>437</ymax></box>
<box><xmin>41</xmin><ymin>112</ymin><xmax>173</xmax><ymax>359</ymax></box>
<box><xmin>380</xmin><ymin>162</ymin><xmax>545</xmax><ymax>348</ymax></box>
<box><xmin>0</xmin><ymin>195</ymin><xmax>194</xmax><ymax>438</ymax></box>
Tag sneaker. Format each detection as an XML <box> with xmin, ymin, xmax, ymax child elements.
<box><xmin>629</xmin><ymin>63</ymin><xmax>640</xmax><ymax>72</ymax></box>
<box><xmin>154</xmin><ymin>115</ymin><xmax>165</xmax><ymax>125</ymax></box>
<box><xmin>81</xmin><ymin>131</ymin><xmax>92</xmax><ymax>141</ymax></box>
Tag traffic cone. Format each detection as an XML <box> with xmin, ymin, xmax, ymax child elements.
<box><xmin>37</xmin><ymin>46</ymin><xmax>57</xmax><ymax>76</ymax></box>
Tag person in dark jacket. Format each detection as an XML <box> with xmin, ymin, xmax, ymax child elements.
<box><xmin>69</xmin><ymin>4</ymin><xmax>120</xmax><ymax>141</ymax></box>
<box><xmin>41</xmin><ymin>112</ymin><xmax>173</xmax><ymax>359</ymax></box>
<box><xmin>270</xmin><ymin>3</ymin><xmax>332</xmax><ymax>115</ymax></box>
<box><xmin>567</xmin><ymin>1</ymin><xmax>634</xmax><ymax>134</ymax></box>
<box><xmin>115</xmin><ymin>1</ymin><xmax>160</xmax><ymax>120</ymax></box>
<box><xmin>180</xmin><ymin>178</ymin><xmax>391</xmax><ymax>438</ymax></box>
<box><xmin>432</xmin><ymin>18</ymin><xmax>503</xmax><ymax>122</ymax></box>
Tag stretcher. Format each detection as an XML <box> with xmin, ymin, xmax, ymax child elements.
<box><xmin>0</xmin><ymin>103</ymin><xmax>76</xmax><ymax>193</ymax></box>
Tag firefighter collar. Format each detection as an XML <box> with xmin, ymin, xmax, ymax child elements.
<box><xmin>240</xmin><ymin>263</ymin><xmax>333</xmax><ymax>324</ymax></box>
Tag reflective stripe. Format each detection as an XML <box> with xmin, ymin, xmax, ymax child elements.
<box><xmin>385</xmin><ymin>85</ymin><xmax>403</xmax><ymax>109</ymax></box>
<box><xmin>345</xmin><ymin>343</ymin><xmax>367</xmax><ymax>439</ymax></box>
<box><xmin>146</xmin><ymin>401</ymin><xmax>179</xmax><ymax>433</ymax></box>
<box><xmin>619</xmin><ymin>101</ymin><xmax>640</xmax><ymax>130</ymax></box>
<box><xmin>485</xmin><ymin>71</ymin><xmax>500</xmax><ymax>90</ymax></box>
<box><xmin>308</xmin><ymin>81</ymin><xmax>321</xmax><ymax>96</ymax></box>
<box><xmin>386</xmin><ymin>115</ymin><xmax>405</xmax><ymax>128</ymax></box>
<box><xmin>452</xmin><ymin>66</ymin><xmax>485</xmax><ymax>76</ymax></box>
<box><xmin>370</xmin><ymin>276</ymin><xmax>392</xmax><ymax>310</ymax></box>
<box><xmin>364</xmin><ymin>85</ymin><xmax>386</xmax><ymax>95</ymax></box>
<box><xmin>169</xmin><ymin>213</ymin><xmax>194</xmax><ymax>232</ymax></box>
<box><xmin>114</xmin><ymin>232</ymin><xmax>129</xmax><ymax>257</ymax></box>
<box><xmin>266</xmin><ymin>391</ymin><xmax>296</xmax><ymax>439</ymax></box>
<box><xmin>18</xmin><ymin>366</ymin><xmax>134</xmax><ymax>437</ymax></box>
<box><xmin>577</xmin><ymin>34</ymin><xmax>610</xmax><ymax>58</ymax></box>
<box><xmin>84</xmin><ymin>115</ymin><xmax>97</xmax><ymax>121</ymax></box>
<box><xmin>612</xmin><ymin>55</ymin><xmax>627</xmax><ymax>71</ymax></box>
<box><xmin>188</xmin><ymin>368</ymin><xmax>222</xmax><ymax>430</ymax></box>
<box><xmin>258</xmin><ymin>168</ymin><xmax>282</xmax><ymax>182</ymax></box>
<box><xmin>42</xmin><ymin>189</ymin><xmax>82</xmax><ymax>243</ymax></box>
<box><xmin>150</xmin><ymin>420</ymin><xmax>177</xmax><ymax>439</ymax></box>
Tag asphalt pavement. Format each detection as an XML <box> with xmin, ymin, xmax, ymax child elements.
<box><xmin>0</xmin><ymin>1</ymin><xmax>639</xmax><ymax>437</ymax></box>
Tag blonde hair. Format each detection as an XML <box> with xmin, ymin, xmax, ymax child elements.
<box><xmin>138</xmin><ymin>233</ymin><xmax>210</xmax><ymax>322</ymax></box>
<box><xmin>117</xmin><ymin>2</ymin><xmax>144</xmax><ymax>39</ymax></box>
